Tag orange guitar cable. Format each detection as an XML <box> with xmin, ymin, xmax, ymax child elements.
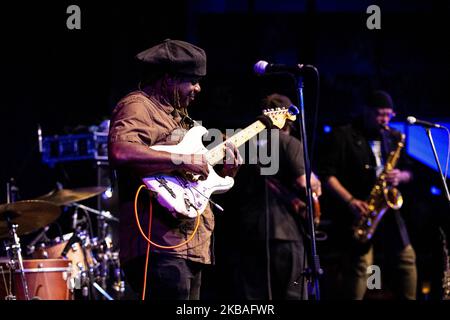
<box><xmin>133</xmin><ymin>184</ymin><xmax>201</xmax><ymax>299</ymax></box>
<box><xmin>141</xmin><ymin>203</ymin><xmax>152</xmax><ymax>300</ymax></box>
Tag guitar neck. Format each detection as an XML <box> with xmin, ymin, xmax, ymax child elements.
<box><xmin>206</xmin><ymin>120</ymin><xmax>267</xmax><ymax>165</ymax></box>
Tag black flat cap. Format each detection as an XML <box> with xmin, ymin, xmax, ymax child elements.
<box><xmin>367</xmin><ymin>90</ymin><xmax>394</xmax><ymax>109</ymax></box>
<box><xmin>136</xmin><ymin>39</ymin><xmax>206</xmax><ymax>77</ymax></box>
<box><xmin>261</xmin><ymin>93</ymin><xmax>293</xmax><ymax>110</ymax></box>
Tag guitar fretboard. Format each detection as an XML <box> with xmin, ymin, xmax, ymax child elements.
<box><xmin>206</xmin><ymin>120</ymin><xmax>267</xmax><ymax>165</ymax></box>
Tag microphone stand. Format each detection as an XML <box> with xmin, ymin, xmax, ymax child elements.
<box><xmin>424</xmin><ymin>127</ymin><xmax>450</xmax><ymax>301</ymax></box>
<box><xmin>294</xmin><ymin>73</ymin><xmax>322</xmax><ymax>300</ymax></box>
<box><xmin>70</xmin><ymin>203</ymin><xmax>119</xmax><ymax>222</ymax></box>
<box><xmin>425</xmin><ymin>128</ymin><xmax>450</xmax><ymax>206</ymax></box>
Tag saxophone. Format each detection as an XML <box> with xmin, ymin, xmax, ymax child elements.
<box><xmin>353</xmin><ymin>129</ymin><xmax>405</xmax><ymax>243</ymax></box>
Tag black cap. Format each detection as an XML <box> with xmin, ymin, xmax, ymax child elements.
<box><xmin>261</xmin><ymin>93</ymin><xmax>293</xmax><ymax>109</ymax></box>
<box><xmin>261</xmin><ymin>93</ymin><xmax>296</xmax><ymax>131</ymax></box>
<box><xmin>136</xmin><ymin>39</ymin><xmax>206</xmax><ymax>77</ymax></box>
<box><xmin>367</xmin><ymin>90</ymin><xmax>394</xmax><ymax>109</ymax></box>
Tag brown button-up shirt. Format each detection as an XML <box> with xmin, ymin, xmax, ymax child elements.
<box><xmin>108</xmin><ymin>91</ymin><xmax>214</xmax><ymax>265</ymax></box>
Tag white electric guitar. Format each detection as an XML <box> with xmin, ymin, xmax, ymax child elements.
<box><xmin>142</xmin><ymin>106</ymin><xmax>299</xmax><ymax>218</ymax></box>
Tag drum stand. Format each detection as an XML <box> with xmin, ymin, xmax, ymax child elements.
<box><xmin>95</xmin><ymin>214</ymin><xmax>125</xmax><ymax>296</ymax></box>
<box><xmin>69</xmin><ymin>202</ymin><xmax>123</xmax><ymax>300</ymax></box>
<box><xmin>4</xmin><ymin>221</ymin><xmax>30</xmax><ymax>300</ymax></box>
<box><xmin>3</xmin><ymin>181</ymin><xmax>30</xmax><ymax>300</ymax></box>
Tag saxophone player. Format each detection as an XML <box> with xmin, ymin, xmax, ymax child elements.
<box><xmin>318</xmin><ymin>90</ymin><xmax>417</xmax><ymax>300</ymax></box>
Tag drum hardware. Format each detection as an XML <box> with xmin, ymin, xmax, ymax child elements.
<box><xmin>70</xmin><ymin>203</ymin><xmax>118</xmax><ymax>223</ymax></box>
<box><xmin>89</xmin><ymin>235</ymin><xmax>125</xmax><ymax>295</ymax></box>
<box><xmin>0</xmin><ymin>263</ymin><xmax>15</xmax><ymax>300</ymax></box>
<box><xmin>26</xmin><ymin>226</ymin><xmax>50</xmax><ymax>256</ymax></box>
<box><xmin>111</xmin><ymin>252</ymin><xmax>125</xmax><ymax>294</ymax></box>
<box><xmin>2</xmin><ymin>178</ymin><xmax>20</xmax><ymax>300</ymax></box>
<box><xmin>78</xmin><ymin>270</ymin><xmax>90</xmax><ymax>298</ymax></box>
<box><xmin>29</xmin><ymin>184</ymin><xmax>122</xmax><ymax>300</ymax></box>
<box><xmin>94</xmin><ymin>214</ymin><xmax>116</xmax><ymax>290</ymax></box>
<box><xmin>72</xmin><ymin>206</ymin><xmax>79</xmax><ymax>231</ymax></box>
<box><xmin>66</xmin><ymin>199</ymin><xmax>120</xmax><ymax>296</ymax></box>
<box><xmin>92</xmin><ymin>281</ymin><xmax>114</xmax><ymax>300</ymax></box>
<box><xmin>60</xmin><ymin>205</ymin><xmax>117</xmax><ymax>301</ymax></box>
<box><xmin>3</xmin><ymin>223</ymin><xmax>30</xmax><ymax>300</ymax></box>
<box><xmin>93</xmin><ymin>213</ymin><xmax>125</xmax><ymax>296</ymax></box>
<box><xmin>6</xmin><ymin>178</ymin><xmax>19</xmax><ymax>204</ymax></box>
<box><xmin>70</xmin><ymin>203</ymin><xmax>120</xmax><ymax>300</ymax></box>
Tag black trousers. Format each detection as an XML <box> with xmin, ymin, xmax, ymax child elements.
<box><xmin>122</xmin><ymin>253</ymin><xmax>204</xmax><ymax>300</ymax></box>
<box><xmin>235</xmin><ymin>240</ymin><xmax>308</xmax><ymax>300</ymax></box>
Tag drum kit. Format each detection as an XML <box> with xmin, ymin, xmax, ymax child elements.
<box><xmin>0</xmin><ymin>186</ymin><xmax>124</xmax><ymax>300</ymax></box>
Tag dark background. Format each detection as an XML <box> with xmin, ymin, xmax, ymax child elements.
<box><xmin>1</xmin><ymin>0</ymin><xmax>449</xmax><ymax>300</ymax></box>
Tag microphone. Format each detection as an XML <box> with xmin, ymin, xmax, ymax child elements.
<box><xmin>254</xmin><ymin>60</ymin><xmax>306</xmax><ymax>75</ymax></box>
<box><xmin>61</xmin><ymin>234</ymin><xmax>80</xmax><ymax>257</ymax></box>
<box><xmin>406</xmin><ymin>116</ymin><xmax>443</xmax><ymax>129</ymax></box>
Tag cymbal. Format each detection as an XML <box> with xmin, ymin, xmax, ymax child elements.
<box><xmin>36</xmin><ymin>186</ymin><xmax>107</xmax><ymax>206</ymax></box>
<box><xmin>0</xmin><ymin>200</ymin><xmax>61</xmax><ymax>239</ymax></box>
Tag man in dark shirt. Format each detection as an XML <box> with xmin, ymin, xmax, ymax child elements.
<box><xmin>108</xmin><ymin>39</ymin><xmax>240</xmax><ymax>300</ymax></box>
<box><xmin>222</xmin><ymin>93</ymin><xmax>321</xmax><ymax>300</ymax></box>
<box><xmin>318</xmin><ymin>90</ymin><xmax>417</xmax><ymax>299</ymax></box>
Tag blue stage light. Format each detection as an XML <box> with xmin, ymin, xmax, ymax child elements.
<box><xmin>430</xmin><ymin>186</ymin><xmax>442</xmax><ymax>196</ymax></box>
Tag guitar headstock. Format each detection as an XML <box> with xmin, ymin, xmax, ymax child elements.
<box><xmin>263</xmin><ymin>105</ymin><xmax>299</xmax><ymax>129</ymax></box>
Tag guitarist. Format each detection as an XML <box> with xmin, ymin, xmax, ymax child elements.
<box><xmin>318</xmin><ymin>90</ymin><xmax>416</xmax><ymax>299</ymax></box>
<box><xmin>219</xmin><ymin>93</ymin><xmax>321</xmax><ymax>300</ymax></box>
<box><xmin>108</xmin><ymin>39</ymin><xmax>241</xmax><ymax>300</ymax></box>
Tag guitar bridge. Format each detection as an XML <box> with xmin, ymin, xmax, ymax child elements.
<box><xmin>184</xmin><ymin>197</ymin><xmax>194</xmax><ymax>211</ymax></box>
<box><xmin>155</xmin><ymin>177</ymin><xmax>176</xmax><ymax>198</ymax></box>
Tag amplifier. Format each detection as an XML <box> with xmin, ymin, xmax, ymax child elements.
<box><xmin>42</xmin><ymin>132</ymin><xmax>108</xmax><ymax>166</ymax></box>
